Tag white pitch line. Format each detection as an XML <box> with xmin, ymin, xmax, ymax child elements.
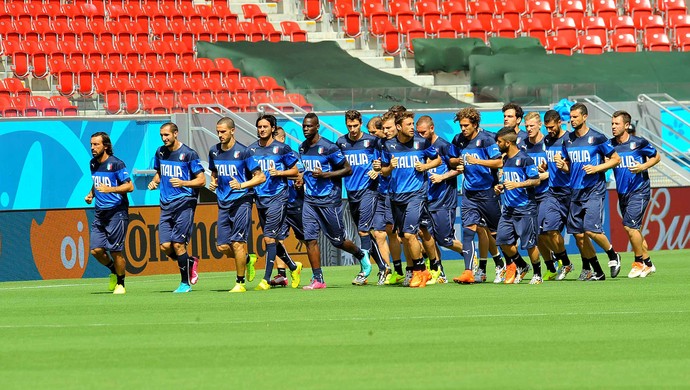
<box><xmin>0</xmin><ymin>274</ymin><xmax>230</xmax><ymax>291</ymax></box>
<box><xmin>0</xmin><ymin>310</ymin><xmax>687</xmax><ymax>329</ymax></box>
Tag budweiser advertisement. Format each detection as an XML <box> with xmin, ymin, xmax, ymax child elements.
<box><xmin>608</xmin><ymin>187</ymin><xmax>690</xmax><ymax>251</ymax></box>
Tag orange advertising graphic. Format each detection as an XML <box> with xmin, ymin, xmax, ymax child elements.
<box><xmin>31</xmin><ymin>209</ymin><xmax>90</xmax><ymax>280</ymax></box>
<box><xmin>122</xmin><ymin>204</ymin><xmax>308</xmax><ymax>276</ymax></box>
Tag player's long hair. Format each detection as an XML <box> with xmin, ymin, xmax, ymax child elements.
<box><xmin>91</xmin><ymin>131</ymin><xmax>114</xmax><ymax>156</ymax></box>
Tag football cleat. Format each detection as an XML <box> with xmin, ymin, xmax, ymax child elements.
<box><xmin>402</xmin><ymin>270</ymin><xmax>413</xmax><ymax>287</ymax></box>
<box><xmin>303</xmin><ymin>280</ymin><xmax>327</xmax><ymax>290</ymax></box>
<box><xmin>504</xmin><ymin>263</ymin><xmax>517</xmax><ymax>284</ymax></box>
<box><xmin>173</xmin><ymin>283</ymin><xmax>192</xmax><ymax>293</ymax></box>
<box><xmin>113</xmin><ymin>284</ymin><xmax>126</xmax><ymax>295</ymax></box>
<box><xmin>247</xmin><ymin>253</ymin><xmax>257</xmax><ymax>282</ymax></box>
<box><xmin>474</xmin><ymin>269</ymin><xmax>487</xmax><ymax>283</ymax></box>
<box><xmin>352</xmin><ymin>272</ymin><xmax>368</xmax><ymax>286</ymax></box>
<box><xmin>628</xmin><ymin>262</ymin><xmax>644</xmax><ymax>278</ymax></box>
<box><xmin>587</xmin><ymin>272</ymin><xmax>606</xmax><ymax>281</ymax></box>
<box><xmin>409</xmin><ymin>270</ymin><xmax>431</xmax><ymax>288</ymax></box>
<box><xmin>229</xmin><ymin>282</ymin><xmax>246</xmax><ymax>293</ymax></box>
<box><xmin>269</xmin><ymin>274</ymin><xmax>288</xmax><ymax>287</ymax></box>
<box><xmin>385</xmin><ymin>272</ymin><xmax>405</xmax><ymax>285</ymax></box>
<box><xmin>608</xmin><ymin>253</ymin><xmax>621</xmax><ymax>278</ymax></box>
<box><xmin>514</xmin><ymin>264</ymin><xmax>531</xmax><ymax>284</ymax></box>
<box><xmin>377</xmin><ymin>268</ymin><xmax>391</xmax><ymax>285</ymax></box>
<box><xmin>290</xmin><ymin>262</ymin><xmax>303</xmax><ymax>288</ymax></box>
<box><xmin>493</xmin><ymin>266</ymin><xmax>506</xmax><ymax>284</ymax></box>
<box><xmin>640</xmin><ymin>264</ymin><xmax>656</xmax><ymax>278</ymax></box>
<box><xmin>453</xmin><ymin>269</ymin><xmax>475</xmax><ymax>284</ymax></box>
<box><xmin>108</xmin><ymin>274</ymin><xmax>117</xmax><ymax>291</ymax></box>
<box><xmin>557</xmin><ymin>264</ymin><xmax>573</xmax><ymax>281</ymax></box>
<box><xmin>360</xmin><ymin>250</ymin><xmax>372</xmax><ymax>277</ymax></box>
<box><xmin>190</xmin><ymin>256</ymin><xmax>199</xmax><ymax>285</ymax></box>
<box><xmin>577</xmin><ymin>269</ymin><xmax>592</xmax><ymax>281</ymax></box>
<box><xmin>528</xmin><ymin>275</ymin><xmax>543</xmax><ymax>285</ymax></box>
<box><xmin>254</xmin><ymin>279</ymin><xmax>271</xmax><ymax>291</ymax></box>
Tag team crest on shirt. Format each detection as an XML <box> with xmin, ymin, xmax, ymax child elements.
<box><xmin>318</xmin><ymin>146</ymin><xmax>324</xmax><ymax>154</ymax></box>
<box><xmin>630</xmin><ymin>142</ymin><xmax>637</xmax><ymax>149</ymax></box>
<box><xmin>363</xmin><ymin>140</ymin><xmax>370</xmax><ymax>148</ymax></box>
<box><xmin>587</xmin><ymin>136</ymin><xmax>594</xmax><ymax>144</ymax></box>
<box><xmin>272</xmin><ymin>146</ymin><xmax>280</xmax><ymax>154</ymax></box>
<box><xmin>234</xmin><ymin>150</ymin><xmax>241</xmax><ymax>158</ymax></box>
<box><xmin>106</xmin><ymin>163</ymin><xmax>112</xmax><ymax>171</ymax></box>
<box><xmin>179</xmin><ymin>153</ymin><xmax>186</xmax><ymax>160</ymax></box>
<box><xmin>516</xmin><ymin>158</ymin><xmax>521</xmax><ymax>166</ymax></box>
<box><xmin>476</xmin><ymin>139</ymin><xmax>481</xmax><ymax>147</ymax></box>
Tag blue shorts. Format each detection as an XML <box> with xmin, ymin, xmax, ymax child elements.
<box><xmin>567</xmin><ymin>195</ymin><xmax>605</xmax><ymax>234</ymax></box>
<box><xmin>302</xmin><ymin>201</ymin><xmax>346</xmax><ymax>246</ymax></box>
<box><xmin>159</xmin><ymin>199</ymin><xmax>197</xmax><ymax>244</ymax></box>
<box><xmin>372</xmin><ymin>193</ymin><xmax>393</xmax><ymax>231</ymax></box>
<box><xmin>216</xmin><ymin>197</ymin><xmax>252</xmax><ymax>245</ymax></box>
<box><xmin>349</xmin><ymin>189</ymin><xmax>377</xmax><ymax>233</ymax></box>
<box><xmin>538</xmin><ymin>193</ymin><xmax>570</xmax><ymax>234</ymax></box>
<box><xmin>462</xmin><ymin>189</ymin><xmax>501</xmax><ymax>232</ymax></box>
<box><xmin>90</xmin><ymin>208</ymin><xmax>128</xmax><ymax>252</ymax></box>
<box><xmin>427</xmin><ymin>208</ymin><xmax>458</xmax><ymax>248</ymax></box>
<box><xmin>618</xmin><ymin>188</ymin><xmax>650</xmax><ymax>230</ymax></box>
<box><xmin>496</xmin><ymin>206</ymin><xmax>538</xmax><ymax>250</ymax></box>
<box><xmin>257</xmin><ymin>198</ymin><xmax>286</xmax><ymax>239</ymax></box>
<box><xmin>391</xmin><ymin>195</ymin><xmax>426</xmax><ymax>237</ymax></box>
<box><xmin>279</xmin><ymin>205</ymin><xmax>305</xmax><ymax>241</ymax></box>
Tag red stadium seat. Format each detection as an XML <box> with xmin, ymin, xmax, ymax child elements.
<box><xmin>416</xmin><ymin>0</ymin><xmax>443</xmax><ymax>29</ymax></box>
<box><xmin>491</xmin><ymin>18</ymin><xmax>517</xmax><ymax>38</ymax></box>
<box><xmin>611</xmin><ymin>33</ymin><xmax>638</xmax><ymax>52</ymax></box>
<box><xmin>376</xmin><ymin>19</ymin><xmax>401</xmax><ymax>55</ymax></box>
<box><xmin>526</xmin><ymin>0</ymin><xmax>553</xmax><ymax>30</ymax></box>
<box><xmin>591</xmin><ymin>0</ymin><xmax>618</xmax><ymax>28</ymax></box>
<box><xmin>610</xmin><ymin>15</ymin><xmax>636</xmax><ymax>37</ymax></box>
<box><xmin>584</xmin><ymin>16</ymin><xmax>609</xmax><ymax>46</ymax></box>
<box><xmin>259</xmin><ymin>76</ymin><xmax>286</xmax><ymax>95</ymax></box>
<box><xmin>280</xmin><ymin>20</ymin><xmax>307</xmax><ymax>42</ymax></box>
<box><xmin>676</xmin><ymin>32</ymin><xmax>690</xmax><ymax>50</ymax></box>
<box><xmin>669</xmin><ymin>14</ymin><xmax>690</xmax><ymax>38</ymax></box>
<box><xmin>546</xmin><ymin>34</ymin><xmax>576</xmax><ymax>54</ymax></box>
<box><xmin>428</xmin><ymin>19</ymin><xmax>459</xmax><ymax>38</ymax></box>
<box><xmin>552</xmin><ymin>17</ymin><xmax>578</xmax><ymax>44</ymax></box>
<box><xmin>241</xmin><ymin>4</ymin><xmax>268</xmax><ymax>23</ymax></box>
<box><xmin>636</xmin><ymin>14</ymin><xmax>666</xmax><ymax>36</ymax></box>
<box><xmin>660</xmin><ymin>0</ymin><xmax>688</xmax><ymax>20</ymax></box>
<box><xmin>304</xmin><ymin>0</ymin><xmax>323</xmax><ymax>21</ymax></box>
<box><xmin>625</xmin><ymin>0</ymin><xmax>653</xmax><ymax>21</ymax></box>
<box><xmin>495</xmin><ymin>1</ymin><xmax>521</xmax><ymax>27</ymax></box>
<box><xmin>0</xmin><ymin>96</ymin><xmax>21</xmax><ymax>117</ymax></box>
<box><xmin>521</xmin><ymin>17</ymin><xmax>548</xmax><ymax>46</ymax></box>
<box><xmin>441</xmin><ymin>0</ymin><xmax>468</xmax><ymax>29</ymax></box>
<box><xmin>560</xmin><ymin>0</ymin><xmax>586</xmax><ymax>29</ymax></box>
<box><xmin>459</xmin><ymin>18</ymin><xmax>487</xmax><ymax>40</ymax></box>
<box><xmin>50</xmin><ymin>96</ymin><xmax>78</xmax><ymax>116</ymax></box>
<box><xmin>468</xmin><ymin>0</ymin><xmax>494</xmax><ymax>28</ymax></box>
<box><xmin>32</xmin><ymin>96</ymin><xmax>59</xmax><ymax>116</ymax></box>
<box><xmin>578</xmin><ymin>35</ymin><xmax>605</xmax><ymax>54</ymax></box>
<box><xmin>644</xmin><ymin>33</ymin><xmax>672</xmax><ymax>51</ymax></box>
<box><xmin>390</xmin><ymin>0</ymin><xmax>416</xmax><ymax>26</ymax></box>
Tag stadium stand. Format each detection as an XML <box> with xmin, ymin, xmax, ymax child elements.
<box><xmin>1</xmin><ymin>0</ymin><xmax>690</xmax><ymax>115</ymax></box>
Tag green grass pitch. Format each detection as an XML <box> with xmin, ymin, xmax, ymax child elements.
<box><xmin>1</xmin><ymin>250</ymin><xmax>689</xmax><ymax>389</ymax></box>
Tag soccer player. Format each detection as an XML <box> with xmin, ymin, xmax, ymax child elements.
<box><xmin>523</xmin><ymin>112</ymin><xmax>561</xmax><ymax>280</ymax></box>
<box><xmin>246</xmin><ymin>114</ymin><xmax>303</xmax><ymax>290</ymax></box>
<box><xmin>502</xmin><ymin>102</ymin><xmax>529</xmax><ymax>149</ymax></box>
<box><xmin>371</xmin><ymin>112</ymin><xmax>403</xmax><ymax>285</ymax></box>
<box><xmin>416</xmin><ymin>115</ymin><xmax>461</xmax><ymax>284</ymax></box>
<box><xmin>610</xmin><ymin>110</ymin><xmax>660</xmax><ymax>278</ymax></box>
<box><xmin>85</xmin><ymin>132</ymin><xmax>133</xmax><ymax>295</ymax></box>
<box><xmin>494</xmin><ymin>127</ymin><xmax>543</xmax><ymax>284</ymax></box>
<box><xmin>554</xmin><ymin>103</ymin><xmax>622</xmax><ymax>281</ymax></box>
<box><xmin>448</xmin><ymin>108</ymin><xmax>505</xmax><ymax>284</ymax></box>
<box><xmin>337</xmin><ymin>110</ymin><xmax>384</xmax><ymax>285</ymax></box>
<box><xmin>271</xmin><ymin>126</ymin><xmax>307</xmax><ymax>287</ymax></box>
<box><xmin>299</xmin><ymin>113</ymin><xmax>370</xmax><ymax>290</ymax></box>
<box><xmin>148</xmin><ymin>122</ymin><xmax>205</xmax><ymax>293</ymax></box>
<box><xmin>539</xmin><ymin>110</ymin><xmax>575</xmax><ymax>280</ymax></box>
<box><xmin>208</xmin><ymin>117</ymin><xmax>266</xmax><ymax>293</ymax></box>
<box><xmin>367</xmin><ymin>116</ymin><xmax>383</xmax><ymax>138</ymax></box>
<box><xmin>379</xmin><ymin>111</ymin><xmax>441</xmax><ymax>288</ymax></box>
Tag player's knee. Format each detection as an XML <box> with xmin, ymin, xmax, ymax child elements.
<box><xmin>172</xmin><ymin>242</ymin><xmax>185</xmax><ymax>252</ymax></box>
<box><xmin>90</xmin><ymin>248</ymin><xmax>104</xmax><ymax>257</ymax></box>
<box><xmin>584</xmin><ymin>231</ymin><xmax>599</xmax><ymax>239</ymax></box>
<box><xmin>263</xmin><ymin>236</ymin><xmax>275</xmax><ymax>244</ymax></box>
<box><xmin>217</xmin><ymin>243</ymin><xmax>231</xmax><ymax>253</ymax></box>
<box><xmin>159</xmin><ymin>242</ymin><xmax>172</xmax><ymax>253</ymax></box>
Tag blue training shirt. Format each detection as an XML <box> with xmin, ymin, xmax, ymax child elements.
<box><xmin>451</xmin><ymin>130</ymin><xmax>502</xmax><ymax>192</ymax></box>
<box><xmin>561</xmin><ymin>128</ymin><xmax>616</xmax><ymax>200</ymax></box>
<box><xmin>299</xmin><ymin>136</ymin><xmax>347</xmax><ymax>206</ymax></box>
<box><xmin>208</xmin><ymin>141</ymin><xmax>261</xmax><ymax>208</ymax></box>
<box><xmin>427</xmin><ymin>136</ymin><xmax>458</xmax><ymax>211</ymax></box>
<box><xmin>375</xmin><ymin>137</ymin><xmax>390</xmax><ymax>195</ymax></box>
<box><xmin>287</xmin><ymin>160</ymin><xmax>305</xmax><ymax>211</ymax></box>
<box><xmin>337</xmin><ymin>133</ymin><xmax>378</xmax><ymax>201</ymax></box>
<box><xmin>544</xmin><ymin>131</ymin><xmax>571</xmax><ymax>195</ymax></box>
<box><xmin>154</xmin><ymin>143</ymin><xmax>204</xmax><ymax>208</ymax></box>
<box><xmin>90</xmin><ymin>155</ymin><xmax>131</xmax><ymax>211</ymax></box>
<box><xmin>380</xmin><ymin>135</ymin><xmax>439</xmax><ymax>203</ymax></box>
<box><xmin>523</xmin><ymin>137</ymin><xmax>549</xmax><ymax>200</ymax></box>
<box><xmin>500</xmin><ymin>150</ymin><xmax>540</xmax><ymax>208</ymax></box>
<box><xmin>611</xmin><ymin>135</ymin><xmax>657</xmax><ymax>195</ymax></box>
<box><xmin>246</xmin><ymin>139</ymin><xmax>299</xmax><ymax>207</ymax></box>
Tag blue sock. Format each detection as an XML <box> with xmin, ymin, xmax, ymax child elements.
<box><xmin>360</xmin><ymin>234</ymin><xmax>371</xmax><ymax>251</ymax></box>
<box><xmin>177</xmin><ymin>252</ymin><xmax>190</xmax><ymax>284</ymax></box>
<box><xmin>461</xmin><ymin>227</ymin><xmax>476</xmax><ymax>271</ymax></box>
<box><xmin>263</xmin><ymin>243</ymin><xmax>277</xmax><ymax>281</ymax></box>
<box><xmin>275</xmin><ymin>242</ymin><xmax>297</xmax><ymax>270</ymax></box>
<box><xmin>313</xmin><ymin>268</ymin><xmax>324</xmax><ymax>283</ymax></box>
